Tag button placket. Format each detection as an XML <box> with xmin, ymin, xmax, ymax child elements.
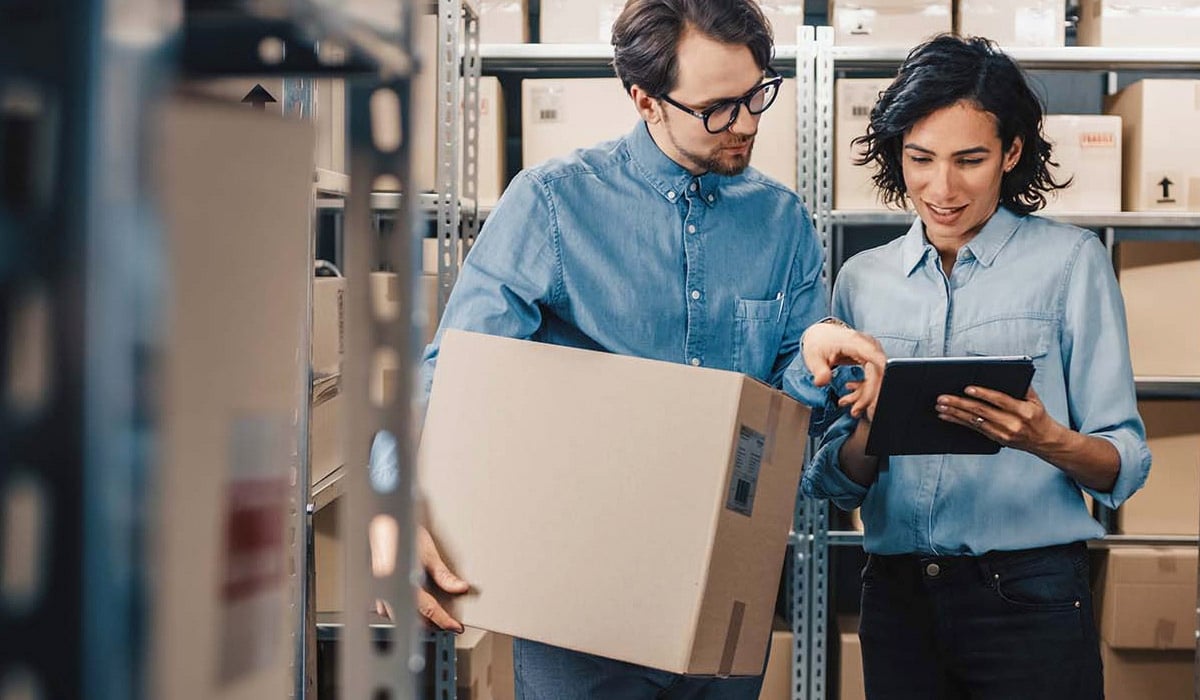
<box><xmin>681</xmin><ymin>187</ymin><xmax>707</xmax><ymax>369</ymax></box>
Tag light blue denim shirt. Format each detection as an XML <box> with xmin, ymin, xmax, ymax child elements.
<box><xmin>419</xmin><ymin>122</ymin><xmax>829</xmax><ymax>404</ymax></box>
<box><xmin>801</xmin><ymin>207</ymin><xmax>1151</xmax><ymax>556</ymax></box>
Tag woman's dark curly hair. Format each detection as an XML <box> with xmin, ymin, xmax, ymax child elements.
<box><xmin>853</xmin><ymin>34</ymin><xmax>1067</xmax><ymax>214</ymax></box>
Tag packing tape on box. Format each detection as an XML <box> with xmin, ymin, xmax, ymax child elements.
<box><xmin>1157</xmin><ymin>618</ymin><xmax>1178</xmax><ymax>648</ymax></box>
<box><xmin>718</xmin><ymin>600</ymin><xmax>747</xmax><ymax>678</ymax></box>
<box><xmin>764</xmin><ymin>392</ymin><xmax>782</xmax><ymax>464</ymax></box>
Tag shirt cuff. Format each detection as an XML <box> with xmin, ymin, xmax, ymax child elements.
<box><xmin>802</xmin><ymin>415</ymin><xmax>870</xmax><ymax>511</ymax></box>
<box><xmin>1085</xmin><ymin>430</ymin><xmax>1152</xmax><ymax>509</ymax></box>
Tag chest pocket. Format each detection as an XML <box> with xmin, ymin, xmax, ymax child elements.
<box><xmin>959</xmin><ymin>317</ymin><xmax>1055</xmax><ymax>393</ymax></box>
<box><xmin>733</xmin><ymin>295</ymin><xmax>785</xmax><ymax>381</ymax></box>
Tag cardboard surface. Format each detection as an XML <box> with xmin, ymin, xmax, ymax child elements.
<box><xmin>1104</xmin><ymin>80</ymin><xmax>1200</xmax><ymax>212</ymax></box>
<box><xmin>834</xmin><ymin>78</ymin><xmax>892</xmax><ymax>211</ymax></box>
<box><xmin>1078</xmin><ymin>0</ymin><xmax>1200</xmax><ymax>48</ymax></box>
<box><xmin>418</xmin><ymin>331</ymin><xmax>810</xmax><ymax>675</ymax></box>
<box><xmin>758</xmin><ymin>618</ymin><xmax>792</xmax><ymax>700</ymax></box>
<box><xmin>829</xmin><ymin>0</ymin><xmax>951</xmax><ymax>47</ymax></box>
<box><xmin>1117</xmin><ymin>401</ymin><xmax>1200</xmax><ymax>535</ymax></box>
<box><xmin>153</xmin><ymin>95</ymin><xmax>312</xmax><ymax>699</ymax></box>
<box><xmin>1101</xmin><ymin>639</ymin><xmax>1195</xmax><ymax>700</ymax></box>
<box><xmin>1117</xmin><ymin>241</ymin><xmax>1200</xmax><ymax>377</ymax></box>
<box><xmin>955</xmin><ymin>0</ymin><xmax>1064</xmax><ymax>46</ymax></box>
<box><xmin>838</xmin><ymin>615</ymin><xmax>865</xmax><ymax>700</ymax></box>
<box><xmin>1096</xmin><ymin>547</ymin><xmax>1199</xmax><ymax>650</ymax></box>
<box><xmin>312</xmin><ymin>276</ymin><xmax>345</xmax><ymax>378</ymax></box>
<box><xmin>1042</xmin><ymin>115</ymin><xmax>1122</xmax><ymax>214</ymax></box>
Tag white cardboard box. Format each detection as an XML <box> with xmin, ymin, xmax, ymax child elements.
<box><xmin>955</xmin><ymin>0</ymin><xmax>1064</xmax><ymax>47</ymax></box>
<box><xmin>1042</xmin><ymin>115</ymin><xmax>1122</xmax><ymax>214</ymax></box>
<box><xmin>834</xmin><ymin>78</ymin><xmax>892</xmax><ymax>211</ymax></box>
<box><xmin>539</xmin><ymin>0</ymin><xmax>625</xmax><ymax>43</ymax></box>
<box><xmin>1078</xmin><ymin>0</ymin><xmax>1200</xmax><ymax>48</ymax></box>
<box><xmin>418</xmin><ymin>330</ymin><xmax>810</xmax><ymax>675</ymax></box>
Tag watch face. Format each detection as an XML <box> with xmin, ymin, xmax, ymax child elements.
<box><xmin>368</xmin><ymin>429</ymin><xmax>400</xmax><ymax>494</ymax></box>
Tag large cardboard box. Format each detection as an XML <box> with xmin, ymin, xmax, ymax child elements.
<box><xmin>955</xmin><ymin>0</ymin><xmax>1064</xmax><ymax>47</ymax></box>
<box><xmin>314</xmin><ymin>499</ymin><xmax>343</xmax><ymax>613</ymax></box>
<box><xmin>418</xmin><ymin>330</ymin><xmax>811</xmax><ymax>675</ymax></box>
<box><xmin>539</xmin><ymin>0</ymin><xmax>624</xmax><ymax>43</ymax></box>
<box><xmin>456</xmin><ymin>628</ymin><xmax>518</xmax><ymax>700</ymax></box>
<box><xmin>834</xmin><ymin>78</ymin><xmax>891</xmax><ymax>211</ymax></box>
<box><xmin>1117</xmin><ymin>241</ymin><xmax>1200</xmax><ymax>377</ymax></box>
<box><xmin>829</xmin><ymin>0</ymin><xmax>952</xmax><ymax>47</ymax></box>
<box><xmin>312</xmin><ymin>276</ymin><xmax>345</xmax><ymax>378</ymax></box>
<box><xmin>758</xmin><ymin>618</ymin><xmax>792</xmax><ymax>700</ymax></box>
<box><xmin>1104</xmin><ymin>80</ymin><xmax>1200</xmax><ymax>212</ymax></box>
<box><xmin>185</xmin><ymin>77</ymin><xmax>345</xmax><ymax>174</ymax></box>
<box><xmin>153</xmin><ymin>96</ymin><xmax>312</xmax><ymax>699</ymax></box>
<box><xmin>761</xmin><ymin>1</ymin><xmax>806</xmax><ymax>46</ymax></box>
<box><xmin>521</xmin><ymin>78</ymin><xmax>797</xmax><ymax>189</ymax></box>
<box><xmin>479</xmin><ymin>0</ymin><xmax>527</xmax><ymax>44</ymax></box>
<box><xmin>1101</xmin><ymin>639</ymin><xmax>1195</xmax><ymax>700</ymax></box>
<box><xmin>1078</xmin><ymin>0</ymin><xmax>1200</xmax><ymax>48</ymax></box>
<box><xmin>838</xmin><ymin>615</ymin><xmax>865</xmax><ymax>700</ymax></box>
<box><xmin>1117</xmin><ymin>401</ymin><xmax>1200</xmax><ymax>535</ymax></box>
<box><xmin>310</xmin><ymin>378</ymin><xmax>344</xmax><ymax>486</ymax></box>
<box><xmin>408</xmin><ymin>15</ymin><xmax>507</xmax><ymax>203</ymax></box>
<box><xmin>1041</xmin><ymin>115</ymin><xmax>1122</xmax><ymax>214</ymax></box>
<box><xmin>1096</xmin><ymin>547</ymin><xmax>1198</xmax><ymax>650</ymax></box>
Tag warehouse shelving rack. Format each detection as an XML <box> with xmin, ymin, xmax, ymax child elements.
<box><xmin>793</xmin><ymin>26</ymin><xmax>1200</xmax><ymax>700</ymax></box>
<box><xmin>0</xmin><ymin>1</ymin><xmax>431</xmax><ymax>698</ymax></box>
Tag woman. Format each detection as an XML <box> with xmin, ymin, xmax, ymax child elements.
<box><xmin>801</xmin><ymin>35</ymin><xmax>1151</xmax><ymax>699</ymax></box>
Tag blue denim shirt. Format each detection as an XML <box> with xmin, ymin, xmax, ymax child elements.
<box><xmin>801</xmin><ymin>207</ymin><xmax>1151</xmax><ymax>556</ymax></box>
<box><xmin>420</xmin><ymin>123</ymin><xmax>829</xmax><ymax>404</ymax></box>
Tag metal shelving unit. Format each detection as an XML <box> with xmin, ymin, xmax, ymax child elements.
<box><xmin>795</xmin><ymin>30</ymin><xmax>1200</xmax><ymax>700</ymax></box>
<box><xmin>480</xmin><ymin>43</ymin><xmax>802</xmax><ymax>76</ymax></box>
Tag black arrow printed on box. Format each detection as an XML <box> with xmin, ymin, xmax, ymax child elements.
<box><xmin>241</xmin><ymin>84</ymin><xmax>277</xmax><ymax>111</ymax></box>
<box><xmin>1158</xmin><ymin>176</ymin><xmax>1175</xmax><ymax>201</ymax></box>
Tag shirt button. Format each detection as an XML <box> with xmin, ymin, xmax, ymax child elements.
<box><xmin>707</xmin><ymin>194</ymin><xmax>715</xmax><ymax>203</ymax></box>
<box><xmin>690</xmin><ymin>358</ymin><xmax>701</xmax><ymax>366</ymax></box>
<box><xmin>687</xmin><ymin>225</ymin><xmax>697</xmax><ymax>234</ymax></box>
<box><xmin>690</xmin><ymin>290</ymin><xmax>701</xmax><ymax>300</ymax></box>
<box><xmin>689</xmin><ymin>182</ymin><xmax>698</xmax><ymax>192</ymax></box>
<box><xmin>667</xmin><ymin>191</ymin><xmax>676</xmax><ymax>200</ymax></box>
<box><xmin>925</xmin><ymin>563</ymin><xmax>941</xmax><ymax>578</ymax></box>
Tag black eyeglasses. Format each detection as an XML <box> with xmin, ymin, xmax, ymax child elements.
<box><xmin>659</xmin><ymin>70</ymin><xmax>784</xmax><ymax>134</ymax></box>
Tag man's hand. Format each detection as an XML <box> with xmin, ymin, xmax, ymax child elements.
<box><xmin>372</xmin><ymin>523</ymin><xmax>469</xmax><ymax>633</ymax></box>
<box><xmin>801</xmin><ymin>321</ymin><xmax>886</xmax><ymax>419</ymax></box>
<box><xmin>414</xmin><ymin>526</ymin><xmax>469</xmax><ymax>632</ymax></box>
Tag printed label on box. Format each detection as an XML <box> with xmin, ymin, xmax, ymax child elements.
<box><xmin>1149</xmin><ymin>170</ymin><xmax>1186</xmax><ymax>208</ymax></box>
<box><xmin>531</xmin><ymin>85</ymin><xmax>564</xmax><ymax>123</ymax></box>
<box><xmin>727</xmin><ymin>426</ymin><xmax>765</xmax><ymax>517</ymax></box>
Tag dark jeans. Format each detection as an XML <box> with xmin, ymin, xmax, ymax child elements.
<box><xmin>859</xmin><ymin>541</ymin><xmax>1103</xmax><ymax>700</ymax></box>
<box><xmin>513</xmin><ymin>638</ymin><xmax>766</xmax><ymax>700</ymax></box>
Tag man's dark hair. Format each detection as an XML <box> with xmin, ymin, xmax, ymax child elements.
<box><xmin>854</xmin><ymin>34</ymin><xmax>1067</xmax><ymax>215</ymax></box>
<box><xmin>611</xmin><ymin>0</ymin><xmax>773</xmax><ymax>97</ymax></box>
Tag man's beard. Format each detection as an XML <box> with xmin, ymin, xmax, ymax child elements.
<box><xmin>668</xmin><ymin>128</ymin><xmax>756</xmax><ymax>176</ymax></box>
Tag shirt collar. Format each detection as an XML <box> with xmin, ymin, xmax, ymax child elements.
<box><xmin>625</xmin><ymin>122</ymin><xmax>721</xmax><ymax>207</ymax></box>
<box><xmin>901</xmin><ymin>205</ymin><xmax>1025</xmax><ymax>276</ymax></box>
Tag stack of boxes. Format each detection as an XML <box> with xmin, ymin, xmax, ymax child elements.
<box><xmin>1077</xmin><ymin>0</ymin><xmax>1200</xmax><ymax>48</ymax></box>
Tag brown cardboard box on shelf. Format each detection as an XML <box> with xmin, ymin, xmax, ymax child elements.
<box><xmin>418</xmin><ymin>330</ymin><xmax>811</xmax><ymax>675</ymax></box>
<box><xmin>312</xmin><ymin>276</ymin><xmax>345</xmax><ymax>377</ymax></box>
<box><xmin>407</xmin><ymin>15</ymin><xmax>507</xmax><ymax>203</ymax></box>
<box><xmin>521</xmin><ymin>78</ymin><xmax>798</xmax><ymax>190</ymax></box>
<box><xmin>955</xmin><ymin>0</ymin><xmax>1064</xmax><ymax>47</ymax></box>
<box><xmin>184</xmin><ymin>77</ymin><xmax>345</xmax><ymax>174</ymax></box>
<box><xmin>1041</xmin><ymin>115</ymin><xmax>1122</xmax><ymax>214</ymax></box>
<box><xmin>829</xmin><ymin>0</ymin><xmax>951</xmax><ymax>47</ymax></box>
<box><xmin>1077</xmin><ymin>0</ymin><xmax>1200</xmax><ymax>48</ymax></box>
<box><xmin>314</xmin><ymin>499</ymin><xmax>342</xmax><ymax>613</ymax></box>
<box><xmin>1101</xmin><ymin>639</ymin><xmax>1195</xmax><ymax>700</ymax></box>
<box><xmin>368</xmin><ymin>271</ymin><xmax>442</xmax><ymax>350</ymax></box>
<box><xmin>1117</xmin><ymin>401</ymin><xmax>1200</xmax><ymax>535</ymax></box>
<box><xmin>521</xmin><ymin>78</ymin><xmax>635</xmax><ymax>167</ymax></box>
<box><xmin>761</xmin><ymin>1</ymin><xmax>805</xmax><ymax>46</ymax></box>
<box><xmin>491</xmin><ymin>633</ymin><xmax>516</xmax><ymax>700</ymax></box>
<box><xmin>479</xmin><ymin>0</ymin><xmax>527</xmax><ymax>44</ymax></box>
<box><xmin>309</xmin><ymin>380</ymin><xmax>344</xmax><ymax>487</ymax></box>
<box><xmin>1095</xmin><ymin>547</ymin><xmax>1198</xmax><ymax>650</ymax></box>
<box><xmin>1104</xmin><ymin>80</ymin><xmax>1200</xmax><ymax>212</ymax></box>
<box><xmin>758</xmin><ymin>618</ymin><xmax>792</xmax><ymax>700</ymax></box>
<box><xmin>1116</xmin><ymin>241</ymin><xmax>1200</xmax><ymax>377</ymax></box>
<box><xmin>838</xmin><ymin>615</ymin><xmax>865</xmax><ymax>700</ymax></box>
<box><xmin>539</xmin><ymin>0</ymin><xmax>625</xmax><ymax>43</ymax></box>
<box><xmin>152</xmin><ymin>95</ymin><xmax>313</xmax><ymax>700</ymax></box>
<box><xmin>835</xmin><ymin>78</ymin><xmax>892</xmax><ymax>211</ymax></box>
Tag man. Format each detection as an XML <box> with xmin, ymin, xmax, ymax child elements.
<box><xmin>401</xmin><ymin>1</ymin><xmax>884</xmax><ymax>696</ymax></box>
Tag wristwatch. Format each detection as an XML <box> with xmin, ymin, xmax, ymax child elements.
<box><xmin>816</xmin><ymin>316</ymin><xmax>852</xmax><ymax>330</ymax></box>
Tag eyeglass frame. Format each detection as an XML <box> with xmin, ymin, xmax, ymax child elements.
<box><xmin>657</xmin><ymin>68</ymin><xmax>784</xmax><ymax>134</ymax></box>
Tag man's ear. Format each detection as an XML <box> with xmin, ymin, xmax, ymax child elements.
<box><xmin>630</xmin><ymin>84</ymin><xmax>661</xmax><ymax>124</ymax></box>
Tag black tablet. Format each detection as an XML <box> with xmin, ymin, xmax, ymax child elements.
<box><xmin>864</xmin><ymin>356</ymin><xmax>1035</xmax><ymax>457</ymax></box>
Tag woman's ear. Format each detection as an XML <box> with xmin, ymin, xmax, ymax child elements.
<box><xmin>1003</xmin><ymin>135</ymin><xmax>1024</xmax><ymax>173</ymax></box>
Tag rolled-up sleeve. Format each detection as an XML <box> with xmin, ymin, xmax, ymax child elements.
<box><xmin>1062</xmin><ymin>235</ymin><xmax>1151</xmax><ymax>508</ymax></box>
